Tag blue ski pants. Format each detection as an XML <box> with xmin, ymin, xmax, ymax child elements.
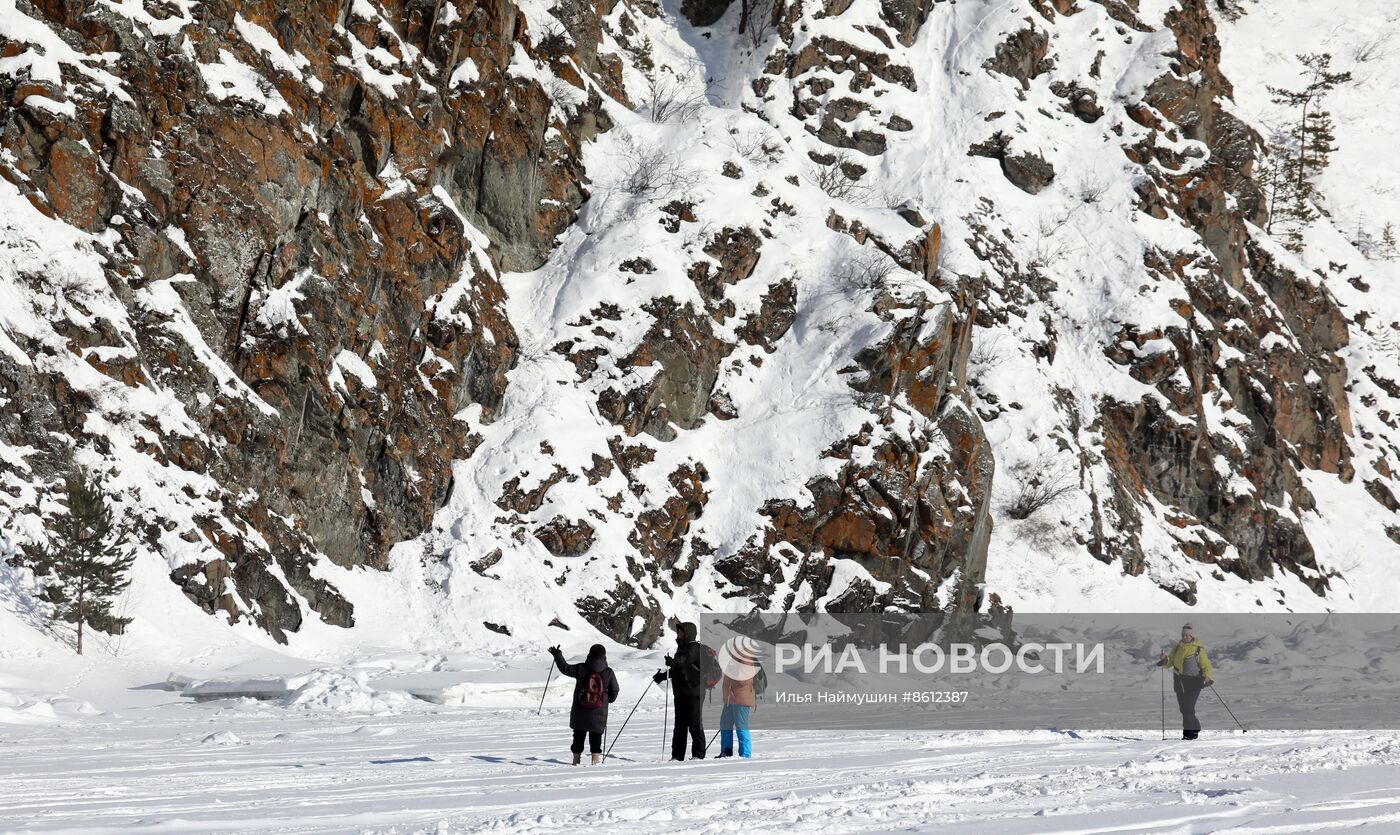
<box><xmin>719</xmin><ymin>704</ymin><xmax>752</xmax><ymax>758</ymax></box>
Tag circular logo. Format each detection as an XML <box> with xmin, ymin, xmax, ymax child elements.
<box><xmin>717</xmin><ymin>635</ymin><xmax>763</xmax><ymax>681</ymax></box>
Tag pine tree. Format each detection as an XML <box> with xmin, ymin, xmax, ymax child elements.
<box><xmin>33</xmin><ymin>471</ymin><xmax>136</xmax><ymax>655</ymax></box>
<box><xmin>1264</xmin><ymin>53</ymin><xmax>1352</xmax><ymax>251</ymax></box>
<box><xmin>635</xmin><ymin>37</ymin><xmax>654</xmax><ymax>75</ymax></box>
<box><xmin>1352</xmin><ymin>214</ymin><xmax>1377</xmax><ymax>257</ymax></box>
<box><xmin>1268</xmin><ymin>53</ymin><xmax>1352</xmax><ymax>191</ymax></box>
<box><xmin>1257</xmin><ymin>138</ymin><xmax>1316</xmax><ymax>250</ymax></box>
<box><xmin>1381</xmin><ymin>222</ymin><xmax>1398</xmax><ymax>261</ymax></box>
<box><xmin>1256</xmin><ymin>139</ymin><xmax>1288</xmax><ymax>235</ymax></box>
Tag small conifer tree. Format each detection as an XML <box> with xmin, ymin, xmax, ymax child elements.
<box><xmin>1381</xmin><ymin>222</ymin><xmax>1398</xmax><ymax>261</ymax></box>
<box><xmin>33</xmin><ymin>471</ymin><xmax>136</xmax><ymax>655</ymax></box>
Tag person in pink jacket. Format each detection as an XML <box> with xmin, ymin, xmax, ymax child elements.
<box><xmin>718</xmin><ymin>649</ymin><xmax>760</xmax><ymax>758</ymax></box>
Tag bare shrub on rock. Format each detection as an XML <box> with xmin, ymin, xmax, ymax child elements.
<box><xmin>645</xmin><ymin>63</ymin><xmax>710</xmax><ymax>123</ymax></box>
<box><xmin>1005</xmin><ymin>453</ymin><xmax>1077</xmax><ymax>520</ymax></box>
<box><xmin>616</xmin><ymin>137</ymin><xmax>701</xmax><ymax>202</ymax></box>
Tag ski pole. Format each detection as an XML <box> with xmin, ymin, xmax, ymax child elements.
<box><xmin>1160</xmin><ymin>666</ymin><xmax>1166</xmax><ymax>741</ymax></box>
<box><xmin>604</xmin><ymin>678</ymin><xmax>656</xmax><ymax>762</ymax></box>
<box><xmin>537</xmin><ymin>658</ymin><xmax>556</xmax><ymax>716</ymax></box>
<box><xmin>1210</xmin><ymin>685</ymin><xmax>1246</xmax><ymax>732</ymax></box>
<box><xmin>662</xmin><ymin>675</ymin><xmax>669</xmax><ymax>760</ymax></box>
<box><xmin>705</xmin><ymin>728</ymin><xmax>720</xmax><ymax>755</ymax></box>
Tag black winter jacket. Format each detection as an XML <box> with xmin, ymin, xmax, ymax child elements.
<box><xmin>661</xmin><ymin>622</ymin><xmax>709</xmax><ymax>698</ymax></box>
<box><xmin>551</xmin><ymin>649</ymin><xmax>620</xmax><ymax>733</ymax></box>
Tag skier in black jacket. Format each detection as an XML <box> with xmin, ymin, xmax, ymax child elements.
<box><xmin>653</xmin><ymin>621</ymin><xmax>708</xmax><ymax>761</ymax></box>
<box><xmin>549</xmin><ymin>643</ymin><xmax>620</xmax><ymax>765</ymax></box>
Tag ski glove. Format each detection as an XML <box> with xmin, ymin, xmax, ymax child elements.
<box><xmin>653</xmin><ymin>671</ymin><xmax>667</xmax><ymax>684</ymax></box>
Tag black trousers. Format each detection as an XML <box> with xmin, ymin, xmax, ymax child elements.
<box><xmin>671</xmin><ymin>694</ymin><xmax>706</xmax><ymax>760</ymax></box>
<box><xmin>1175</xmin><ymin>674</ymin><xmax>1205</xmax><ymax>735</ymax></box>
<box><xmin>571</xmin><ymin>729</ymin><xmax>603</xmax><ymax>754</ymax></box>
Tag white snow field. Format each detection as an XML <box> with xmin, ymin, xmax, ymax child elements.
<box><xmin>5</xmin><ymin>648</ymin><xmax>1400</xmax><ymax>834</ymax></box>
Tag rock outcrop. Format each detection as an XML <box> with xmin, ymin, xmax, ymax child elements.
<box><xmin>0</xmin><ymin>0</ymin><xmax>606</xmax><ymax>639</ymax></box>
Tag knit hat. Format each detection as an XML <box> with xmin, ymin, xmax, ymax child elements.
<box><xmin>588</xmin><ymin>643</ymin><xmax>606</xmax><ymax>658</ymax></box>
<box><xmin>1182</xmin><ymin>622</ymin><xmax>1195</xmax><ymax>638</ymax></box>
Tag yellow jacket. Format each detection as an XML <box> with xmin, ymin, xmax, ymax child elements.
<box><xmin>1161</xmin><ymin>640</ymin><xmax>1213</xmax><ymax>679</ymax></box>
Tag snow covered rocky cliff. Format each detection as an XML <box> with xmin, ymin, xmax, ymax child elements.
<box><xmin>1</xmin><ymin>0</ymin><xmax>1397</xmax><ymax>654</ymax></box>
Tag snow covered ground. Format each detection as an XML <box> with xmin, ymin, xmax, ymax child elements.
<box><xmin>5</xmin><ymin>651</ymin><xmax>1400</xmax><ymax>834</ymax></box>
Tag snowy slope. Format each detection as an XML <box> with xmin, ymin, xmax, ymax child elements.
<box><xmin>868</xmin><ymin>0</ymin><xmax>1393</xmax><ymax>612</ymax></box>
<box><xmin>1220</xmin><ymin>0</ymin><xmax>1400</xmax><ymax>259</ymax></box>
<box><xmin>1216</xmin><ymin>0</ymin><xmax>1400</xmax><ymax>607</ymax></box>
<box><xmin>402</xmin><ymin>32</ymin><xmax>975</xmax><ymax>647</ymax></box>
<box><xmin>0</xmin><ymin>0</ymin><xmax>986</xmax><ymax>656</ymax></box>
<box><xmin>3</xmin><ymin>0</ymin><xmax>1400</xmax><ymax>664</ymax></box>
<box><xmin>415</xmin><ymin>0</ymin><xmax>1400</xmax><ymax>627</ymax></box>
<box><xmin>725</xmin><ymin>0</ymin><xmax>1400</xmax><ymax>613</ymax></box>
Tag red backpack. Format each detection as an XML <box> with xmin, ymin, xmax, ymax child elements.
<box><xmin>580</xmin><ymin>671</ymin><xmax>607</xmax><ymax>709</ymax></box>
<box><xmin>702</xmin><ymin>645</ymin><xmax>722</xmax><ymax>688</ymax></box>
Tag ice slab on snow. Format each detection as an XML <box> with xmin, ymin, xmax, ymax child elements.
<box><xmin>180</xmin><ymin>675</ymin><xmax>302</xmax><ymax>701</ymax></box>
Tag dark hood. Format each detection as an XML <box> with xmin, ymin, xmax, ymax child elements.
<box><xmin>584</xmin><ymin>655</ymin><xmax>608</xmax><ymax>672</ymax></box>
<box><xmin>678</xmin><ymin>622</ymin><xmax>698</xmax><ymax>644</ymax></box>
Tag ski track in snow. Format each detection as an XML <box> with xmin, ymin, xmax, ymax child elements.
<box><xmin>4</xmin><ymin>699</ymin><xmax>1400</xmax><ymax>834</ymax></box>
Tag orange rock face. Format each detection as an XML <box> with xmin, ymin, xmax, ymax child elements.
<box><xmin>0</xmin><ymin>0</ymin><xmax>607</xmax><ymax>640</ymax></box>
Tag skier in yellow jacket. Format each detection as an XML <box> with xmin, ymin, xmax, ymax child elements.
<box><xmin>1158</xmin><ymin>622</ymin><xmax>1214</xmax><ymax>740</ymax></box>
